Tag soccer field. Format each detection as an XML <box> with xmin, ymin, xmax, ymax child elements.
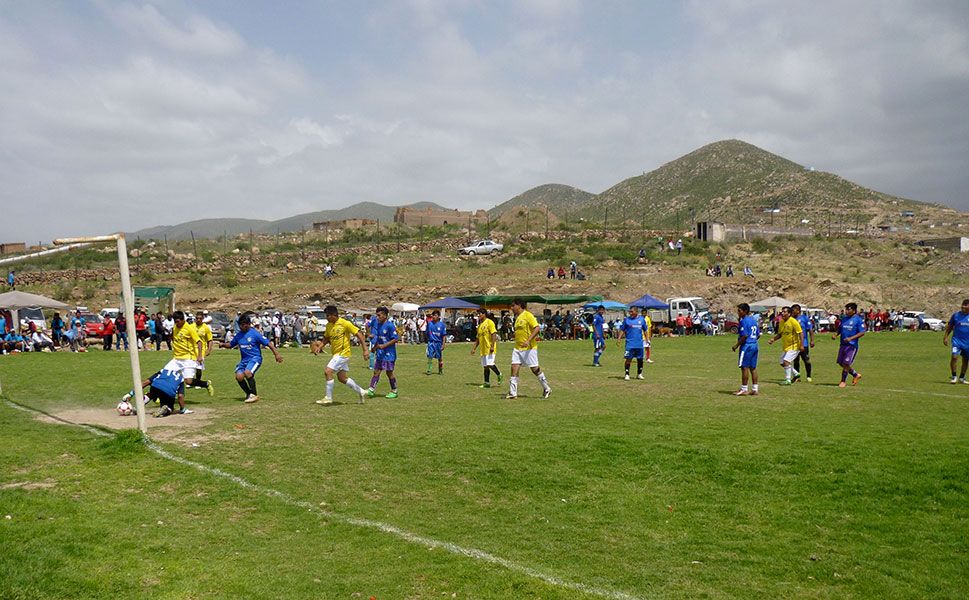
<box><xmin>2</xmin><ymin>332</ymin><xmax>968</xmax><ymax>599</ymax></box>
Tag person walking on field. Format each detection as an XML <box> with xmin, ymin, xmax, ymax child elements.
<box><xmin>592</xmin><ymin>305</ymin><xmax>606</xmax><ymax>367</ymax></box>
<box><xmin>315</xmin><ymin>305</ymin><xmax>369</xmax><ymax>405</ymax></box>
<box><xmin>767</xmin><ymin>306</ymin><xmax>803</xmax><ymax>385</ymax></box>
<box><xmin>506</xmin><ymin>298</ymin><xmax>551</xmax><ymax>399</ymax></box>
<box><xmin>791</xmin><ymin>304</ymin><xmax>814</xmax><ymax>383</ymax></box>
<box><xmin>732</xmin><ymin>303</ymin><xmax>760</xmax><ymax>395</ymax></box>
<box><xmin>833</xmin><ymin>302</ymin><xmax>865</xmax><ymax>388</ymax></box>
<box><xmin>471</xmin><ymin>308</ymin><xmax>501</xmax><ymax>388</ymax></box>
<box><xmin>366</xmin><ymin>306</ymin><xmax>400</xmax><ymax>399</ymax></box>
<box><xmin>942</xmin><ymin>298</ymin><xmax>969</xmax><ymax>384</ymax></box>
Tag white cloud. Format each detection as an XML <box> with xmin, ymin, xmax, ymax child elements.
<box><xmin>109</xmin><ymin>3</ymin><xmax>246</xmax><ymax>56</ymax></box>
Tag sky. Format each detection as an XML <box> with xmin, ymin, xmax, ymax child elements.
<box><xmin>2</xmin><ymin>0</ymin><xmax>968</xmax><ymax>243</ymax></box>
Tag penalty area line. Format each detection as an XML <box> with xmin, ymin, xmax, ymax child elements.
<box><xmin>3</xmin><ymin>399</ymin><xmax>646</xmax><ymax>600</ymax></box>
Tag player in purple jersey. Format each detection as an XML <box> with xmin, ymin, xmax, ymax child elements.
<box><xmin>832</xmin><ymin>302</ymin><xmax>865</xmax><ymax>388</ymax></box>
<box><xmin>367</xmin><ymin>307</ymin><xmax>400</xmax><ymax>398</ymax></box>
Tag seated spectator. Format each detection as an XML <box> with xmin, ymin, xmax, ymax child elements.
<box><xmin>31</xmin><ymin>330</ymin><xmax>56</xmax><ymax>352</ymax></box>
<box><xmin>576</xmin><ymin>271</ymin><xmax>586</xmax><ymax>280</ymax></box>
<box><xmin>726</xmin><ymin>265</ymin><xmax>734</xmax><ymax>277</ymax></box>
<box><xmin>557</xmin><ymin>266</ymin><xmax>566</xmax><ymax>279</ymax></box>
<box><xmin>3</xmin><ymin>330</ymin><xmax>26</xmax><ymax>353</ymax></box>
<box><xmin>547</xmin><ymin>267</ymin><xmax>555</xmax><ymax>279</ymax></box>
<box><xmin>743</xmin><ymin>265</ymin><xmax>754</xmax><ymax>277</ymax></box>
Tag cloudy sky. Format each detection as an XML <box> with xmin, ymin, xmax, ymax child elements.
<box><xmin>2</xmin><ymin>0</ymin><xmax>968</xmax><ymax>242</ymax></box>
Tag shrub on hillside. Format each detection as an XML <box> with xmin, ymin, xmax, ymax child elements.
<box><xmin>338</xmin><ymin>253</ymin><xmax>358</xmax><ymax>267</ymax></box>
<box><xmin>751</xmin><ymin>238</ymin><xmax>775</xmax><ymax>253</ymax></box>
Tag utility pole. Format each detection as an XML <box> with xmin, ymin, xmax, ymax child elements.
<box><xmin>164</xmin><ymin>234</ymin><xmax>169</xmax><ymax>262</ymax></box>
<box><xmin>545</xmin><ymin>205</ymin><xmax>549</xmax><ymax>240</ymax></box>
<box><xmin>190</xmin><ymin>230</ymin><xmax>198</xmax><ymax>267</ymax></box>
<box><xmin>300</xmin><ymin>227</ymin><xmax>306</xmax><ymax>262</ymax></box>
<box><xmin>468</xmin><ymin>213</ymin><xmax>472</xmax><ymax>245</ymax></box>
<box><xmin>249</xmin><ymin>229</ymin><xmax>254</xmax><ymax>257</ymax></box>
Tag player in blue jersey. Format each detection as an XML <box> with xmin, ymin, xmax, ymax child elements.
<box><xmin>122</xmin><ymin>368</ymin><xmax>186</xmax><ymax>418</ymax></box>
<box><xmin>222</xmin><ymin>313</ymin><xmax>283</xmax><ymax>403</ymax></box>
<box><xmin>731</xmin><ymin>303</ymin><xmax>760</xmax><ymax>395</ymax></box>
<box><xmin>791</xmin><ymin>304</ymin><xmax>815</xmax><ymax>382</ymax></box>
<box><xmin>832</xmin><ymin>302</ymin><xmax>865</xmax><ymax>388</ymax></box>
<box><xmin>943</xmin><ymin>298</ymin><xmax>969</xmax><ymax>384</ymax></box>
<box><xmin>592</xmin><ymin>305</ymin><xmax>606</xmax><ymax>366</ymax></box>
<box><xmin>425</xmin><ymin>310</ymin><xmax>447</xmax><ymax>375</ymax></box>
<box><xmin>366</xmin><ymin>306</ymin><xmax>400</xmax><ymax>398</ymax></box>
<box><xmin>366</xmin><ymin>312</ymin><xmax>380</xmax><ymax>370</ymax></box>
<box><xmin>616</xmin><ymin>306</ymin><xmax>647</xmax><ymax>380</ymax></box>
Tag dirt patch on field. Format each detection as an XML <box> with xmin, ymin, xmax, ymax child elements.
<box><xmin>0</xmin><ymin>479</ymin><xmax>57</xmax><ymax>490</ymax></box>
<box><xmin>35</xmin><ymin>407</ymin><xmax>215</xmax><ymax>443</ymax></box>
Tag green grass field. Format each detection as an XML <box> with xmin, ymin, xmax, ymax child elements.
<box><xmin>2</xmin><ymin>332</ymin><xmax>968</xmax><ymax>599</ymax></box>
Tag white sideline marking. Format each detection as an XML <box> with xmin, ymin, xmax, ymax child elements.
<box><xmin>3</xmin><ymin>400</ymin><xmax>645</xmax><ymax>600</ymax></box>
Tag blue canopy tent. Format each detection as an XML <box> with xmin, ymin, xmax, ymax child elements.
<box><xmin>418</xmin><ymin>297</ymin><xmax>480</xmax><ymax>310</ymax></box>
<box><xmin>581</xmin><ymin>300</ymin><xmax>628</xmax><ymax>311</ymax></box>
<box><xmin>628</xmin><ymin>294</ymin><xmax>669</xmax><ymax>310</ymax></box>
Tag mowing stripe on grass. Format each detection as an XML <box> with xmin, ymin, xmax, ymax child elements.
<box><xmin>3</xmin><ymin>399</ymin><xmax>646</xmax><ymax>600</ymax></box>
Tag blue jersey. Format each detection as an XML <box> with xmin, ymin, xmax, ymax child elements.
<box><xmin>738</xmin><ymin>315</ymin><xmax>760</xmax><ymax>347</ymax></box>
<box><xmin>949</xmin><ymin>311</ymin><xmax>969</xmax><ymax>347</ymax></box>
<box><xmin>838</xmin><ymin>314</ymin><xmax>865</xmax><ymax>347</ymax></box>
<box><xmin>620</xmin><ymin>315</ymin><xmax>646</xmax><ymax>349</ymax></box>
<box><xmin>149</xmin><ymin>368</ymin><xmax>185</xmax><ymax>397</ymax></box>
<box><xmin>593</xmin><ymin>314</ymin><xmax>605</xmax><ymax>340</ymax></box>
<box><xmin>797</xmin><ymin>314</ymin><xmax>813</xmax><ymax>346</ymax></box>
<box><xmin>0</xmin><ymin>316</ymin><xmax>5</xmax><ymax>334</ymax></box>
<box><xmin>374</xmin><ymin>320</ymin><xmax>398</xmax><ymax>362</ymax></box>
<box><xmin>230</xmin><ymin>328</ymin><xmax>271</xmax><ymax>364</ymax></box>
<box><xmin>427</xmin><ymin>321</ymin><xmax>446</xmax><ymax>345</ymax></box>
<box><xmin>368</xmin><ymin>316</ymin><xmax>380</xmax><ymax>340</ymax></box>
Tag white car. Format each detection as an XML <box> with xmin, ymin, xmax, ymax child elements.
<box><xmin>458</xmin><ymin>240</ymin><xmax>503</xmax><ymax>256</ymax></box>
<box><xmin>901</xmin><ymin>311</ymin><xmax>945</xmax><ymax>331</ymax></box>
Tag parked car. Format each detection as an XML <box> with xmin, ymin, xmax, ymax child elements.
<box><xmin>458</xmin><ymin>239</ymin><xmax>503</xmax><ymax>255</ymax></box>
<box><xmin>17</xmin><ymin>307</ymin><xmax>47</xmax><ymax>331</ymax></box>
<box><xmin>209</xmin><ymin>311</ymin><xmax>230</xmax><ymax>340</ymax></box>
<box><xmin>901</xmin><ymin>311</ymin><xmax>945</xmax><ymax>331</ymax></box>
<box><xmin>78</xmin><ymin>312</ymin><xmax>105</xmax><ymax>338</ymax></box>
<box><xmin>99</xmin><ymin>307</ymin><xmax>120</xmax><ymax>320</ymax></box>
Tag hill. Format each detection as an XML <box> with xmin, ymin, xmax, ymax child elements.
<box><xmin>129</xmin><ymin>201</ymin><xmax>449</xmax><ymax>240</ymax></box>
<box><xmin>489</xmin><ymin>184</ymin><xmax>595</xmax><ymax>219</ymax></box>
<box><xmin>492</xmin><ymin>140</ymin><xmax>961</xmax><ymax>232</ymax></box>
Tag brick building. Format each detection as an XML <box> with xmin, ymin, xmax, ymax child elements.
<box><xmin>312</xmin><ymin>219</ymin><xmax>378</xmax><ymax>231</ymax></box>
<box><xmin>394</xmin><ymin>207</ymin><xmax>487</xmax><ymax>227</ymax></box>
<box><xmin>0</xmin><ymin>242</ymin><xmax>26</xmax><ymax>255</ymax></box>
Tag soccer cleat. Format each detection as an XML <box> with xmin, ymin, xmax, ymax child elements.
<box><xmin>646</xmin><ymin>359</ymin><xmax>654</xmax><ymax>364</ymax></box>
<box><xmin>838</xmin><ymin>381</ymin><xmax>847</xmax><ymax>388</ymax></box>
<box><xmin>962</xmin><ymin>378</ymin><xmax>969</xmax><ymax>384</ymax></box>
<box><xmin>636</xmin><ymin>374</ymin><xmax>644</xmax><ymax>380</ymax></box>
<box><xmin>315</xmin><ymin>397</ymin><xmax>333</xmax><ymax>405</ymax></box>
<box><xmin>386</xmin><ymin>391</ymin><xmax>399</xmax><ymax>399</ymax></box>
<box><xmin>952</xmin><ymin>376</ymin><xmax>959</xmax><ymax>384</ymax></box>
<box><xmin>624</xmin><ymin>374</ymin><xmax>630</xmax><ymax>380</ymax></box>
<box><xmin>733</xmin><ymin>390</ymin><xmax>748</xmax><ymax>396</ymax></box>
<box><xmin>425</xmin><ymin>370</ymin><xmax>432</xmax><ymax>375</ymax></box>
<box><xmin>504</xmin><ymin>394</ymin><xmax>517</xmax><ymax>399</ymax></box>
<box><xmin>542</xmin><ymin>388</ymin><xmax>551</xmax><ymax>399</ymax></box>
<box><xmin>207</xmin><ymin>382</ymin><xmax>215</xmax><ymax>397</ymax></box>
<box><xmin>852</xmin><ymin>373</ymin><xmax>862</xmax><ymax>386</ymax></box>
<box><xmin>244</xmin><ymin>394</ymin><xmax>259</xmax><ymax>404</ymax></box>
<box><xmin>480</xmin><ymin>383</ymin><xmax>491</xmax><ymax>388</ymax></box>
<box><xmin>806</xmin><ymin>377</ymin><xmax>812</xmax><ymax>383</ymax></box>
<box><xmin>791</xmin><ymin>374</ymin><xmax>801</xmax><ymax>383</ymax></box>
<box><xmin>497</xmin><ymin>374</ymin><xmax>503</xmax><ymax>384</ymax></box>
<box><xmin>750</xmin><ymin>390</ymin><xmax>759</xmax><ymax>396</ymax></box>
<box><xmin>779</xmin><ymin>380</ymin><xmax>792</xmax><ymax>386</ymax></box>
<box><xmin>122</xmin><ymin>392</ymin><xmax>132</xmax><ymax>403</ymax></box>
<box><xmin>358</xmin><ymin>389</ymin><xmax>366</xmax><ymax>404</ymax></box>
<box><xmin>179</xmin><ymin>408</ymin><xmax>194</xmax><ymax>414</ymax></box>
<box><xmin>366</xmin><ymin>388</ymin><xmax>376</xmax><ymax>398</ymax></box>
<box><xmin>154</xmin><ymin>405</ymin><xmax>172</xmax><ymax>418</ymax></box>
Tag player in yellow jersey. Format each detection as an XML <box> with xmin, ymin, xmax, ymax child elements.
<box><xmin>315</xmin><ymin>305</ymin><xmax>369</xmax><ymax>405</ymax></box>
<box><xmin>164</xmin><ymin>310</ymin><xmax>204</xmax><ymax>413</ymax></box>
<box><xmin>470</xmin><ymin>307</ymin><xmax>502</xmax><ymax>388</ymax></box>
<box><xmin>506</xmin><ymin>298</ymin><xmax>551</xmax><ymax>399</ymax></box>
<box><xmin>768</xmin><ymin>306</ymin><xmax>804</xmax><ymax>385</ymax></box>
<box><xmin>186</xmin><ymin>311</ymin><xmax>215</xmax><ymax>397</ymax></box>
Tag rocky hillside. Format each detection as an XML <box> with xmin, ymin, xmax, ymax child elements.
<box><xmin>489</xmin><ymin>184</ymin><xmax>595</xmax><ymax>220</ymax></box>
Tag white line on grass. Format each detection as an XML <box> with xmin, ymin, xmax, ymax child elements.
<box><xmin>3</xmin><ymin>399</ymin><xmax>646</xmax><ymax>600</ymax></box>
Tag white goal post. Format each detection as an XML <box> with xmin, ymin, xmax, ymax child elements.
<box><xmin>0</xmin><ymin>234</ymin><xmax>148</xmax><ymax>432</ymax></box>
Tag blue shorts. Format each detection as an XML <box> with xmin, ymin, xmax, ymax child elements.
<box><xmin>738</xmin><ymin>346</ymin><xmax>758</xmax><ymax>369</ymax></box>
<box><xmin>624</xmin><ymin>347</ymin><xmax>644</xmax><ymax>360</ymax></box>
<box><xmin>593</xmin><ymin>337</ymin><xmax>605</xmax><ymax>351</ymax></box>
<box><xmin>952</xmin><ymin>344</ymin><xmax>969</xmax><ymax>359</ymax></box>
<box><xmin>426</xmin><ymin>343</ymin><xmax>442</xmax><ymax>359</ymax></box>
<box><xmin>235</xmin><ymin>359</ymin><xmax>262</xmax><ymax>375</ymax></box>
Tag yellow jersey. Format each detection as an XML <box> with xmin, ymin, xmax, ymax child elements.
<box><xmin>476</xmin><ymin>318</ymin><xmax>498</xmax><ymax>356</ymax></box>
<box><xmin>514</xmin><ymin>310</ymin><xmax>539</xmax><ymax>350</ymax></box>
<box><xmin>196</xmin><ymin>322</ymin><xmax>213</xmax><ymax>358</ymax></box>
<box><xmin>172</xmin><ymin>322</ymin><xmax>201</xmax><ymax>360</ymax></box>
<box><xmin>779</xmin><ymin>317</ymin><xmax>803</xmax><ymax>352</ymax></box>
<box><xmin>644</xmin><ymin>315</ymin><xmax>652</xmax><ymax>339</ymax></box>
<box><xmin>325</xmin><ymin>317</ymin><xmax>359</xmax><ymax>358</ymax></box>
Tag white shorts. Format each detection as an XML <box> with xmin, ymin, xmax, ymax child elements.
<box><xmin>327</xmin><ymin>355</ymin><xmax>351</xmax><ymax>373</ymax></box>
<box><xmin>780</xmin><ymin>350</ymin><xmax>799</xmax><ymax>364</ymax></box>
<box><xmin>511</xmin><ymin>348</ymin><xmax>539</xmax><ymax>368</ymax></box>
<box><xmin>164</xmin><ymin>358</ymin><xmax>197</xmax><ymax>379</ymax></box>
<box><xmin>480</xmin><ymin>353</ymin><xmax>496</xmax><ymax>367</ymax></box>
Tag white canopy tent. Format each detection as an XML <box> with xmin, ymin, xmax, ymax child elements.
<box><xmin>0</xmin><ymin>291</ymin><xmax>70</xmax><ymax>330</ymax></box>
<box><xmin>390</xmin><ymin>302</ymin><xmax>420</xmax><ymax>313</ymax></box>
<box><xmin>750</xmin><ymin>296</ymin><xmax>801</xmax><ymax>312</ymax></box>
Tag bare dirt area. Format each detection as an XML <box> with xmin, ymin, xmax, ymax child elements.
<box><xmin>34</xmin><ymin>407</ymin><xmax>216</xmax><ymax>444</ymax></box>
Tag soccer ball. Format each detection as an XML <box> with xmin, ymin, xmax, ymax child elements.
<box><xmin>117</xmin><ymin>400</ymin><xmax>134</xmax><ymax>416</ymax></box>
